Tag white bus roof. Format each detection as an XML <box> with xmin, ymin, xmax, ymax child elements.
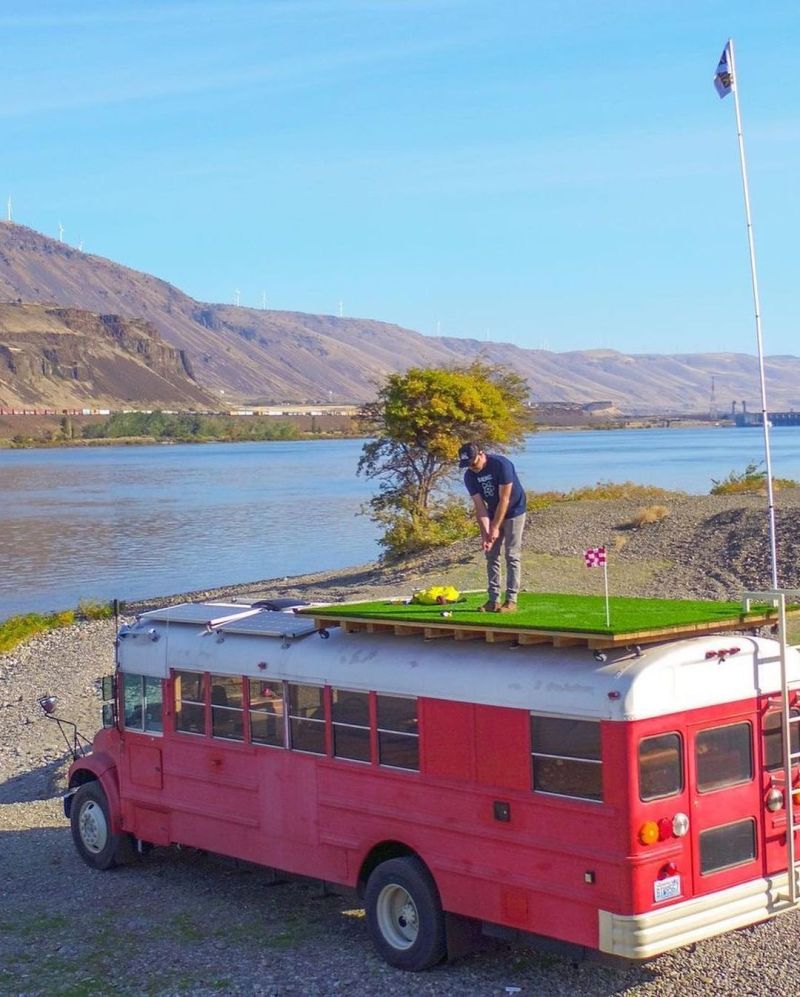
<box><xmin>118</xmin><ymin>602</ymin><xmax>800</xmax><ymax>721</ymax></box>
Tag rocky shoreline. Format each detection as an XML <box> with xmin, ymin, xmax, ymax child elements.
<box><xmin>3</xmin><ymin>491</ymin><xmax>800</xmax><ymax>995</ymax></box>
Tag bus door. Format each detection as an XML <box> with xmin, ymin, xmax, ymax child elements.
<box><xmin>687</xmin><ymin>716</ymin><xmax>762</xmax><ymax>895</ymax></box>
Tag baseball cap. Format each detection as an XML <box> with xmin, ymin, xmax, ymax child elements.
<box><xmin>458</xmin><ymin>442</ymin><xmax>481</xmax><ymax>468</ymax></box>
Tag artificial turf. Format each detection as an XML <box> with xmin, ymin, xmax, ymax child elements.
<box><xmin>306</xmin><ymin>591</ymin><xmax>780</xmax><ymax>637</ymax></box>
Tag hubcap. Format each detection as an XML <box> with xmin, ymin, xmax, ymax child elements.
<box><xmin>78</xmin><ymin>800</ymin><xmax>108</xmax><ymax>854</ymax></box>
<box><xmin>376</xmin><ymin>883</ymin><xmax>419</xmax><ymax>950</ymax></box>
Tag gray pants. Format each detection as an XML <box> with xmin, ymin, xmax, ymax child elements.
<box><xmin>486</xmin><ymin>514</ymin><xmax>525</xmax><ymax>603</ymax></box>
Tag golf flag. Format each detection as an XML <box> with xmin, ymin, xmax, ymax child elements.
<box><xmin>584</xmin><ymin>546</ymin><xmax>610</xmax><ymax>625</ymax></box>
<box><xmin>714</xmin><ymin>42</ymin><xmax>733</xmax><ymax>98</ymax></box>
<box><xmin>584</xmin><ymin>546</ymin><xmax>607</xmax><ymax>568</ymax></box>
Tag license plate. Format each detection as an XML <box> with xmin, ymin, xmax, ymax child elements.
<box><xmin>654</xmin><ymin>874</ymin><xmax>681</xmax><ymax>903</ymax></box>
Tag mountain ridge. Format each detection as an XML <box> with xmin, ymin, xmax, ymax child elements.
<box><xmin>1</xmin><ymin>221</ymin><xmax>798</xmax><ymax>412</ymax></box>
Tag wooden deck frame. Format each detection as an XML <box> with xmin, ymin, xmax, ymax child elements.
<box><xmin>313</xmin><ymin>610</ymin><xmax>785</xmax><ymax>651</ymax></box>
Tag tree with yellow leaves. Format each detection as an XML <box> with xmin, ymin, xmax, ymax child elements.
<box><xmin>358</xmin><ymin>362</ymin><xmax>530</xmax><ymax>558</ymax></box>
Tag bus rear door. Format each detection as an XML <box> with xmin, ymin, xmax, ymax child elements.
<box><xmin>687</xmin><ymin>715</ymin><xmax>762</xmax><ymax>894</ymax></box>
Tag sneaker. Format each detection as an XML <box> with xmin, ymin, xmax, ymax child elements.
<box><xmin>498</xmin><ymin>601</ymin><xmax>518</xmax><ymax>613</ymax></box>
<box><xmin>479</xmin><ymin>600</ymin><xmax>499</xmax><ymax>613</ymax></box>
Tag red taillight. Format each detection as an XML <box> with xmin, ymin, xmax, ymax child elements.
<box><xmin>658</xmin><ymin>861</ymin><xmax>678</xmax><ymax>880</ymax></box>
<box><xmin>640</xmin><ymin>812</ymin><xmax>690</xmax><ymax>846</ymax></box>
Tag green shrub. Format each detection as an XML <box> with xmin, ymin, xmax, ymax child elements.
<box><xmin>0</xmin><ymin>610</ymin><xmax>75</xmax><ymax>655</ymax></box>
<box><xmin>710</xmin><ymin>462</ymin><xmax>798</xmax><ymax>495</ymax></box>
<box><xmin>83</xmin><ymin>410</ymin><xmax>302</xmax><ymax>442</ymax></box>
<box><xmin>76</xmin><ymin>599</ymin><xmax>114</xmax><ymax>620</ymax></box>
<box><xmin>378</xmin><ymin>498</ymin><xmax>479</xmax><ymax>560</ymax></box>
<box><xmin>527</xmin><ymin>481</ymin><xmax>682</xmax><ymax>510</ymax></box>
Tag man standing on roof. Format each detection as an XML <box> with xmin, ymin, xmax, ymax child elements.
<box><xmin>459</xmin><ymin>442</ymin><xmax>526</xmax><ymax>613</ymax></box>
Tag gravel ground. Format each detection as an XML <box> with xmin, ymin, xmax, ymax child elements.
<box><xmin>3</xmin><ymin>491</ymin><xmax>800</xmax><ymax>995</ymax></box>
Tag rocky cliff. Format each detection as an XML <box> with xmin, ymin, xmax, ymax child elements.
<box><xmin>0</xmin><ymin>303</ymin><xmax>214</xmax><ymax>409</ymax></box>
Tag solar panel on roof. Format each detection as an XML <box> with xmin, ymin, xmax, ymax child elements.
<box><xmin>139</xmin><ymin>603</ymin><xmax>318</xmax><ymax>638</ymax></box>
<box><xmin>223</xmin><ymin>612</ymin><xmax>318</xmax><ymax>638</ymax></box>
<box><xmin>139</xmin><ymin>602</ymin><xmax>242</xmax><ymax>625</ymax></box>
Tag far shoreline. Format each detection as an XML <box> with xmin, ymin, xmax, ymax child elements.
<box><xmin>0</xmin><ymin>418</ymin><xmax>735</xmax><ymax>451</ymax></box>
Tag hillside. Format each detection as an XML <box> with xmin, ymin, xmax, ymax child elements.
<box><xmin>2</xmin><ymin>221</ymin><xmax>800</xmax><ymax>411</ymax></box>
<box><xmin>0</xmin><ymin>303</ymin><xmax>214</xmax><ymax>409</ymax></box>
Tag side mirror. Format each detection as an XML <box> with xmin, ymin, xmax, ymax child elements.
<box><xmin>38</xmin><ymin>695</ymin><xmax>58</xmax><ymax>716</ymax></box>
<box><xmin>101</xmin><ymin>675</ymin><xmax>116</xmax><ymax>701</ymax></box>
<box><xmin>102</xmin><ymin>703</ymin><xmax>116</xmax><ymax>728</ymax></box>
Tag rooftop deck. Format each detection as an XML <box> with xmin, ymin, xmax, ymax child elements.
<box><xmin>305</xmin><ymin>592</ymin><xmax>796</xmax><ymax>650</ymax></box>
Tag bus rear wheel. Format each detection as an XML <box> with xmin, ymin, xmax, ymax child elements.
<box><xmin>70</xmin><ymin>781</ymin><xmax>134</xmax><ymax>870</ymax></box>
<box><xmin>364</xmin><ymin>857</ymin><xmax>446</xmax><ymax>971</ymax></box>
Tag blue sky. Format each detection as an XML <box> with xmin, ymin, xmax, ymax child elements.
<box><xmin>3</xmin><ymin>1</ymin><xmax>800</xmax><ymax>355</ymax></box>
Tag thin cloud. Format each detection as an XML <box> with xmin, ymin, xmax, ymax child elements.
<box><xmin>1</xmin><ymin>27</ymin><xmax>488</xmax><ymax>118</ymax></box>
<box><xmin>0</xmin><ymin>0</ymin><xmax>465</xmax><ymax>30</ymax></box>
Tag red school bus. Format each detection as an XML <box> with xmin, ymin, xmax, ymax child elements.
<box><xmin>60</xmin><ymin>596</ymin><xmax>800</xmax><ymax>971</ymax></box>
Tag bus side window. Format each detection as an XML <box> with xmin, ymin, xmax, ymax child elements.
<box><xmin>331</xmin><ymin>689</ymin><xmax>370</xmax><ymax>762</ymax></box>
<box><xmin>122</xmin><ymin>673</ymin><xmax>163</xmax><ymax>734</ymax></box>
<box><xmin>377</xmin><ymin>695</ymin><xmax>419</xmax><ymax>771</ymax></box>
<box><xmin>123</xmin><ymin>673</ymin><xmax>144</xmax><ymax>729</ymax></box>
<box><xmin>210</xmin><ymin>675</ymin><xmax>244</xmax><ymax>741</ymax></box>
<box><xmin>144</xmin><ymin>676</ymin><xmax>163</xmax><ymax>733</ymax></box>
<box><xmin>174</xmin><ymin>671</ymin><xmax>207</xmax><ymax>735</ymax></box>
<box><xmin>639</xmin><ymin>733</ymin><xmax>683</xmax><ymax>801</ymax></box>
<box><xmin>695</xmin><ymin>722</ymin><xmax>753</xmax><ymax>792</ymax></box>
<box><xmin>763</xmin><ymin>709</ymin><xmax>800</xmax><ymax>770</ymax></box>
<box><xmin>287</xmin><ymin>684</ymin><xmax>326</xmax><ymax>754</ymax></box>
<box><xmin>530</xmin><ymin>715</ymin><xmax>603</xmax><ymax>802</ymax></box>
<box><xmin>249</xmin><ymin>679</ymin><xmax>286</xmax><ymax>747</ymax></box>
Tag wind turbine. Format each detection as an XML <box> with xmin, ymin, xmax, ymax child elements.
<box><xmin>234</xmin><ymin>289</ymin><xmax>240</xmax><ymax>307</ymax></box>
<box><xmin>261</xmin><ymin>291</ymin><xmax>267</xmax><ymax>310</ymax></box>
<box><xmin>58</xmin><ymin>222</ymin><xmax>64</xmax><ymax>242</ymax></box>
<box><xmin>6</xmin><ymin>196</ymin><xmax>11</xmax><ymax>222</ymax></box>
<box><xmin>338</xmin><ymin>300</ymin><xmax>344</xmax><ymax>318</ymax></box>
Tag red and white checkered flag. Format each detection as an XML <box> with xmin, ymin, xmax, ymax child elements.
<box><xmin>584</xmin><ymin>546</ymin><xmax>607</xmax><ymax>568</ymax></box>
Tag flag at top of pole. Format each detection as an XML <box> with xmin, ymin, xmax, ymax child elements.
<box><xmin>714</xmin><ymin>42</ymin><xmax>733</xmax><ymax>98</ymax></box>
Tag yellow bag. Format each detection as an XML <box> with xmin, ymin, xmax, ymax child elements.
<box><xmin>411</xmin><ymin>585</ymin><xmax>460</xmax><ymax>605</ymax></box>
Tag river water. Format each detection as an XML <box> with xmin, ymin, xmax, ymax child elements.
<box><xmin>2</xmin><ymin>427</ymin><xmax>799</xmax><ymax>619</ymax></box>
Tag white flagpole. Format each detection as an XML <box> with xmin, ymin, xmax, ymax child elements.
<box><xmin>603</xmin><ymin>559</ymin><xmax>610</xmax><ymax>627</ymax></box>
<box><xmin>725</xmin><ymin>39</ymin><xmax>779</xmax><ymax>589</ymax></box>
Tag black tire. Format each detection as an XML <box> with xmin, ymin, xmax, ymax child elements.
<box><xmin>70</xmin><ymin>781</ymin><xmax>135</xmax><ymax>870</ymax></box>
<box><xmin>364</xmin><ymin>857</ymin><xmax>446</xmax><ymax>971</ymax></box>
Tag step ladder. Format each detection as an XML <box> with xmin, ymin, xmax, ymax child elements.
<box><xmin>744</xmin><ymin>589</ymin><xmax>800</xmax><ymax>903</ymax></box>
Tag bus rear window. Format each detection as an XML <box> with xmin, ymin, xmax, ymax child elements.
<box><xmin>531</xmin><ymin>716</ymin><xmax>603</xmax><ymax>802</ymax></box>
<box><xmin>696</xmin><ymin>723</ymin><xmax>752</xmax><ymax>792</ymax></box>
<box><xmin>639</xmin><ymin>733</ymin><xmax>683</xmax><ymax>801</ymax></box>
<box><xmin>700</xmin><ymin>818</ymin><xmax>756</xmax><ymax>874</ymax></box>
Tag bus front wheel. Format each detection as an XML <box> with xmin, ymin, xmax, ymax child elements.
<box><xmin>70</xmin><ymin>781</ymin><xmax>134</xmax><ymax>870</ymax></box>
<box><xmin>365</xmin><ymin>857</ymin><xmax>446</xmax><ymax>971</ymax></box>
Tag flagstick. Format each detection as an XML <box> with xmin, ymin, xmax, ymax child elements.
<box><xmin>726</xmin><ymin>39</ymin><xmax>779</xmax><ymax>589</ymax></box>
<box><xmin>602</xmin><ymin>560</ymin><xmax>610</xmax><ymax>628</ymax></box>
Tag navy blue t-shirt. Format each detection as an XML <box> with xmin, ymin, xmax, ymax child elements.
<box><xmin>464</xmin><ymin>454</ymin><xmax>526</xmax><ymax>519</ymax></box>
